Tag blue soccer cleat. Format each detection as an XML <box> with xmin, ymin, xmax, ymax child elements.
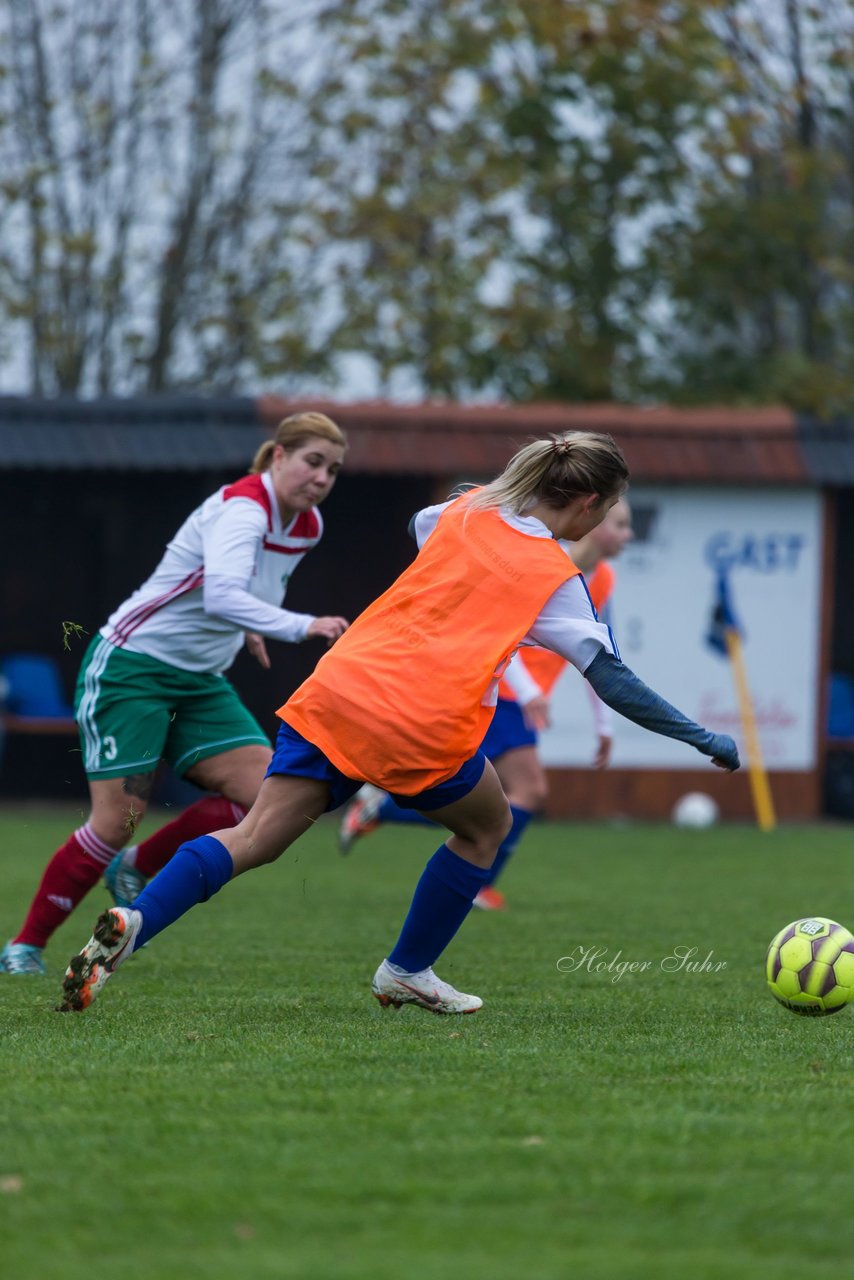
<box><xmin>104</xmin><ymin>850</ymin><xmax>146</xmax><ymax>908</ymax></box>
<box><xmin>0</xmin><ymin>941</ymin><xmax>46</xmax><ymax>975</ymax></box>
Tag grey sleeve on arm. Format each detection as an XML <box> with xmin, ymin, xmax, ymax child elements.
<box><xmin>584</xmin><ymin>650</ymin><xmax>740</xmax><ymax>769</ymax></box>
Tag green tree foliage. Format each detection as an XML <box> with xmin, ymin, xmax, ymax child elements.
<box><xmin>303</xmin><ymin>0</ymin><xmax>730</xmax><ymax>400</ymax></box>
<box><xmin>644</xmin><ymin>0</ymin><xmax>854</xmax><ymax>412</ymax></box>
<box><xmin>473</xmin><ymin>0</ymin><xmax>736</xmax><ymax>402</ymax></box>
<box><xmin>295</xmin><ymin>0</ymin><xmax>523</xmax><ymax>398</ymax></box>
<box><xmin>302</xmin><ymin>0</ymin><xmax>854</xmax><ymax>410</ymax></box>
<box><xmin>1</xmin><ymin>0</ymin><xmax>853</xmax><ymax>410</ymax></box>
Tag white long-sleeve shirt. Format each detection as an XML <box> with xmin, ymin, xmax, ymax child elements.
<box><xmin>413</xmin><ymin>501</ymin><xmax>619</xmax><ymax>674</ymax></box>
<box><xmin>101</xmin><ymin>471</ymin><xmax>321</xmax><ymax>673</ymax></box>
<box><xmin>501</xmin><ymin>629</ymin><xmax>615</xmax><ymax>737</ymax></box>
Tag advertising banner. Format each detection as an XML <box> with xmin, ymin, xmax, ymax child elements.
<box><xmin>538</xmin><ymin>487</ymin><xmax>823</xmax><ymax>771</ymax></box>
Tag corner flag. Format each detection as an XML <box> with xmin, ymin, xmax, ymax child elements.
<box><xmin>707</xmin><ymin>571</ymin><xmax>776</xmax><ymax>831</ymax></box>
<box><xmin>706</xmin><ymin>572</ymin><xmax>742</xmax><ymax>657</ymax></box>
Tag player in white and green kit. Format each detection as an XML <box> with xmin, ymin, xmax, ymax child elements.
<box><xmin>1</xmin><ymin>412</ymin><xmax>349</xmax><ymax>974</ymax></box>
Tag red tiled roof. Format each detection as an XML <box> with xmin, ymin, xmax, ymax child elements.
<box><xmin>257</xmin><ymin>397</ymin><xmax>806</xmax><ymax>483</ymax></box>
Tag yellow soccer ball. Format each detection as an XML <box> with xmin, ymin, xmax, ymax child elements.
<box><xmin>766</xmin><ymin>917</ymin><xmax>854</xmax><ymax>1016</ymax></box>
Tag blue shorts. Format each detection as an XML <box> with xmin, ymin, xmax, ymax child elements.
<box><xmin>479</xmin><ymin>697</ymin><xmax>538</xmax><ymax>760</ymax></box>
<box><xmin>266</xmin><ymin>720</ymin><xmax>487</xmax><ymax>812</ymax></box>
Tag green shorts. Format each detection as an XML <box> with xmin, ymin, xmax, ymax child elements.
<box><xmin>74</xmin><ymin>635</ymin><xmax>270</xmax><ymax>779</ymax></box>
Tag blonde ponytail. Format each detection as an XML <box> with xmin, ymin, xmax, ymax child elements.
<box><xmin>465</xmin><ymin>431</ymin><xmax>628</xmax><ymax>514</ymax></box>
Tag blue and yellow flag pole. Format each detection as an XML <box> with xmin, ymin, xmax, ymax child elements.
<box><xmin>707</xmin><ymin>571</ymin><xmax>776</xmax><ymax>832</ymax></box>
<box><xmin>723</xmin><ymin>625</ymin><xmax>777</xmax><ymax>832</ymax></box>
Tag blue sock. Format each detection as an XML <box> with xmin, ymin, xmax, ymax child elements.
<box><xmin>131</xmin><ymin>835</ymin><xmax>233</xmax><ymax>951</ymax></box>
<box><xmin>379</xmin><ymin>796</ymin><xmax>434</xmax><ymax>826</ymax></box>
<box><xmin>387</xmin><ymin>843</ymin><xmax>491</xmax><ymax>973</ymax></box>
<box><xmin>487</xmin><ymin>805</ymin><xmax>533</xmax><ymax>886</ymax></box>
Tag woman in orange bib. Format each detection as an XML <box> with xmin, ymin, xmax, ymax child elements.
<box><xmin>338</xmin><ymin>497</ymin><xmax>634</xmax><ymax>912</ymax></box>
<box><xmin>61</xmin><ymin>432</ymin><xmax>739</xmax><ymax>1017</ymax></box>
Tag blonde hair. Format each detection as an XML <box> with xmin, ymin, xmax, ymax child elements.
<box><xmin>250</xmin><ymin>412</ymin><xmax>347</xmax><ymax>474</ymax></box>
<box><xmin>465</xmin><ymin>431</ymin><xmax>629</xmax><ymax>514</ymax></box>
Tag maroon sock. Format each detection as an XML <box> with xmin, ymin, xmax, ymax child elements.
<box><xmin>133</xmin><ymin>797</ymin><xmax>247</xmax><ymax>878</ymax></box>
<box><xmin>14</xmin><ymin>824</ymin><xmax>120</xmax><ymax>948</ymax></box>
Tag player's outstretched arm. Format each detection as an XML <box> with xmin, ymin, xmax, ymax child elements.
<box><xmin>583</xmin><ymin>649</ymin><xmax>740</xmax><ymax>771</ymax></box>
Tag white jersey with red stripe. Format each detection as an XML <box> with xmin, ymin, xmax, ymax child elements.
<box><xmin>101</xmin><ymin>471</ymin><xmax>322</xmax><ymax>674</ymax></box>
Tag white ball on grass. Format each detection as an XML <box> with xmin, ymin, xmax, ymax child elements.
<box><xmin>672</xmin><ymin>791</ymin><xmax>719</xmax><ymax>829</ymax></box>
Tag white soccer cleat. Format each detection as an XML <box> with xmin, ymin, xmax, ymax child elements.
<box><xmin>338</xmin><ymin>783</ymin><xmax>387</xmax><ymax>855</ymax></box>
<box><xmin>371</xmin><ymin>959</ymin><xmax>482</xmax><ymax>1015</ymax></box>
<box><xmin>57</xmin><ymin>907</ymin><xmax>142</xmax><ymax>1012</ymax></box>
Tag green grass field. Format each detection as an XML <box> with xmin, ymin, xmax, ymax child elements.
<box><xmin>2</xmin><ymin>806</ymin><xmax>854</xmax><ymax>1280</ymax></box>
